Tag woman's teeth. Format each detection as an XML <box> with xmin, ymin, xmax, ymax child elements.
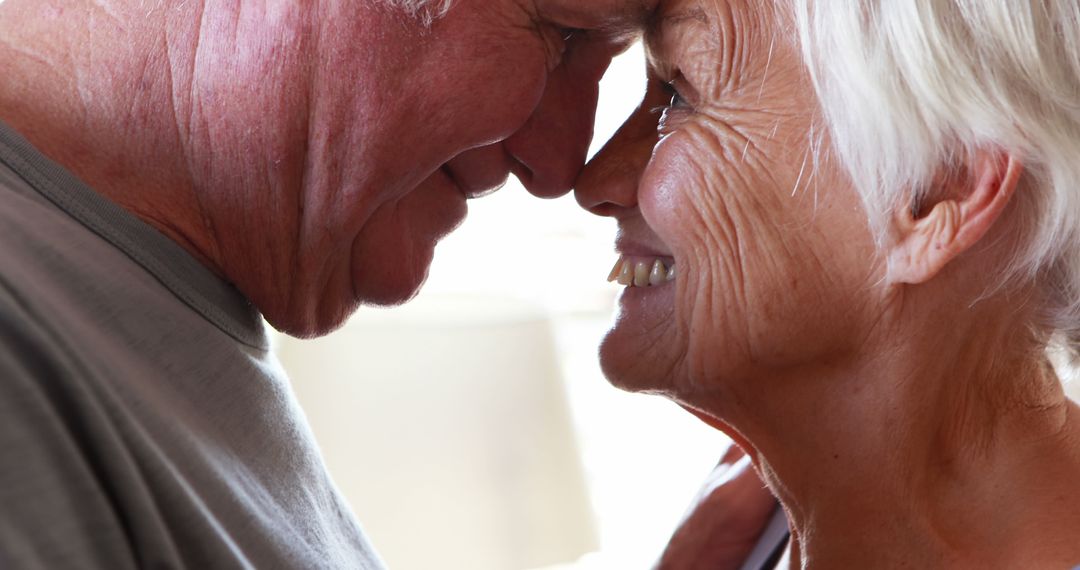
<box><xmin>607</xmin><ymin>256</ymin><xmax>675</xmax><ymax>288</ymax></box>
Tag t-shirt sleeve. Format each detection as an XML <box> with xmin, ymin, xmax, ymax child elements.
<box><xmin>0</xmin><ymin>302</ymin><xmax>138</xmax><ymax>570</ymax></box>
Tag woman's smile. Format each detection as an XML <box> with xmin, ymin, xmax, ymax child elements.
<box><xmin>607</xmin><ymin>255</ymin><xmax>676</xmax><ymax>287</ymax></box>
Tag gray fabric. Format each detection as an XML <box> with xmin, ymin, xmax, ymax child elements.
<box><xmin>0</xmin><ymin>122</ymin><xmax>385</xmax><ymax>570</ymax></box>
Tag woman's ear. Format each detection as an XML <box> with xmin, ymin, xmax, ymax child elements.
<box><xmin>886</xmin><ymin>150</ymin><xmax>1023</xmax><ymax>285</ymax></box>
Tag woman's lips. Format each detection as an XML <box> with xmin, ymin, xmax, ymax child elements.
<box><xmin>607</xmin><ymin>254</ymin><xmax>676</xmax><ymax>287</ymax></box>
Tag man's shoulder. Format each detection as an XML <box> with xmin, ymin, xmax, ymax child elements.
<box><xmin>0</xmin><ymin>267</ymin><xmax>141</xmax><ymax>569</ymax></box>
<box><xmin>0</xmin><ymin>175</ymin><xmax>386</xmax><ymax>570</ymax></box>
<box><xmin>0</xmin><ymin>168</ymin><xmax>133</xmax><ymax>305</ymax></box>
<box><xmin>0</xmin><ymin>176</ymin><xmax>102</xmax><ymax>383</ymax></box>
<box><xmin>0</xmin><ymin>168</ymin><xmax>206</xmax><ymax>347</ymax></box>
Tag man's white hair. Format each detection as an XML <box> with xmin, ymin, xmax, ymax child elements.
<box><xmin>382</xmin><ymin>0</ymin><xmax>454</xmax><ymax>25</ymax></box>
<box><xmin>795</xmin><ymin>0</ymin><xmax>1080</xmax><ymax>353</ymax></box>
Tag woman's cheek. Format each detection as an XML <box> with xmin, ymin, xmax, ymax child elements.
<box><xmin>644</xmin><ymin>127</ymin><xmax>745</xmax><ymax>271</ymax></box>
<box><xmin>639</xmin><ymin>135</ymin><xmax>696</xmax><ymax>245</ymax></box>
<box><xmin>640</xmin><ymin>139</ymin><xmax>738</xmax><ymax>383</ymax></box>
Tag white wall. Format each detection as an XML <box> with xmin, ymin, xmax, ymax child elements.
<box><xmin>277</xmin><ymin>296</ymin><xmax>599</xmax><ymax>570</ymax></box>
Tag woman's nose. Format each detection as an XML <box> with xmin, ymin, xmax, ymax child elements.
<box><xmin>575</xmin><ymin>82</ymin><xmax>666</xmax><ymax>217</ymax></box>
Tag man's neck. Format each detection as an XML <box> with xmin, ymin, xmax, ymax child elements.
<box><xmin>0</xmin><ymin>0</ymin><xmax>445</xmax><ymax>334</ymax></box>
<box><xmin>0</xmin><ymin>0</ymin><xmax>221</xmax><ymax>269</ymax></box>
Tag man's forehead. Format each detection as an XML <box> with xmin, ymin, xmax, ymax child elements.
<box><xmin>645</xmin><ymin>4</ymin><xmax>709</xmax><ymax>45</ymax></box>
<box><xmin>534</xmin><ymin>0</ymin><xmax>659</xmax><ymax>32</ymax></box>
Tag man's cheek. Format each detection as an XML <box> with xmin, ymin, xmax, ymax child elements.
<box><xmin>428</xmin><ymin>63</ymin><xmax>549</xmax><ymax>149</ymax></box>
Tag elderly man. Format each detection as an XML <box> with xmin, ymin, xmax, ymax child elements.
<box><xmin>0</xmin><ymin>0</ymin><xmax>775</xmax><ymax>567</ymax></box>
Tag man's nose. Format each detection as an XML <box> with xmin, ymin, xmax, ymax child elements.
<box><xmin>505</xmin><ymin>34</ymin><xmax>622</xmax><ymax>199</ymax></box>
<box><xmin>502</xmin><ymin>78</ymin><xmax>596</xmax><ymax>198</ymax></box>
<box><xmin>575</xmin><ymin>83</ymin><xmax>665</xmax><ymax>216</ymax></box>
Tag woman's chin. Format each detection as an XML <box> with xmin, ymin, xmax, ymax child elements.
<box><xmin>598</xmin><ymin>281</ymin><xmax>679</xmax><ymax>393</ymax></box>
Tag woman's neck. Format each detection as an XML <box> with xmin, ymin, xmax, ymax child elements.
<box><xmin>697</xmin><ymin>293</ymin><xmax>1080</xmax><ymax>568</ymax></box>
<box><xmin>774</xmin><ymin>391</ymin><xmax>1080</xmax><ymax>568</ymax></box>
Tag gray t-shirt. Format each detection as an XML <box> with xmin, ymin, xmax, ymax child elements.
<box><xmin>0</xmin><ymin>122</ymin><xmax>384</xmax><ymax>569</ymax></box>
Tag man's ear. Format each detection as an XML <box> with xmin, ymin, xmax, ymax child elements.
<box><xmin>886</xmin><ymin>150</ymin><xmax>1023</xmax><ymax>285</ymax></box>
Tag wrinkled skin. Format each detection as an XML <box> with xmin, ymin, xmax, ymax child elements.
<box><xmin>576</xmin><ymin>0</ymin><xmax>878</xmax><ymax>404</ymax></box>
<box><xmin>575</xmin><ymin>1</ymin><xmax>873</xmax><ymax>564</ymax></box>
<box><xmin>0</xmin><ymin>0</ymin><xmax>654</xmax><ymax>336</ymax></box>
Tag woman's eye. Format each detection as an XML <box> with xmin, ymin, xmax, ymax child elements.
<box><xmin>667</xmin><ymin>85</ymin><xmax>687</xmax><ymax>108</ymax></box>
<box><xmin>657</xmin><ymin>80</ymin><xmax>692</xmax><ymax>135</ymax></box>
<box><xmin>662</xmin><ymin>81</ymin><xmax>689</xmax><ymax>109</ymax></box>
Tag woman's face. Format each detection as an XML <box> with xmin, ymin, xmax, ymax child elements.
<box><xmin>577</xmin><ymin>0</ymin><xmax>886</xmax><ymax>404</ymax></box>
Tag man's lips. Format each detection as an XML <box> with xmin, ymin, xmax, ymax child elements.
<box><xmin>422</xmin><ymin>166</ymin><xmax>469</xmax><ymax>240</ymax></box>
<box><xmin>439</xmin><ymin>164</ymin><xmax>470</xmax><ymax>198</ymax></box>
<box><xmin>440</xmin><ymin>163</ymin><xmax>508</xmax><ymax>200</ymax></box>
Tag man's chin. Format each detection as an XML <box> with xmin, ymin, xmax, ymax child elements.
<box><xmin>351</xmin><ymin>258</ymin><xmax>432</xmax><ymax>308</ymax></box>
<box><xmin>354</xmin><ymin>278</ymin><xmax>426</xmax><ymax>307</ymax></box>
<box><xmin>254</xmin><ymin>252</ymin><xmax>432</xmax><ymax>339</ymax></box>
<box><xmin>264</xmin><ymin>278</ymin><xmax>425</xmax><ymax>340</ymax></box>
<box><xmin>265</xmin><ymin>302</ymin><xmax>358</xmax><ymax>340</ymax></box>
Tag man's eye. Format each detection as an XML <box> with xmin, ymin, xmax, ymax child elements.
<box><xmin>560</xmin><ymin>27</ymin><xmax>585</xmax><ymax>42</ymax></box>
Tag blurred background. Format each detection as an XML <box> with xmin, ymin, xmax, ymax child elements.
<box><xmin>275</xmin><ymin>42</ymin><xmax>733</xmax><ymax>570</ymax></box>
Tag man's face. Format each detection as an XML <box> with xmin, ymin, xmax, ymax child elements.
<box><xmin>251</xmin><ymin>0</ymin><xmax>652</xmax><ymax>336</ymax></box>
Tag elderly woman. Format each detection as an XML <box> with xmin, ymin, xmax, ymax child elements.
<box><xmin>577</xmin><ymin>0</ymin><xmax>1080</xmax><ymax>567</ymax></box>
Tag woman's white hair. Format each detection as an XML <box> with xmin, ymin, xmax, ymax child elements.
<box><xmin>795</xmin><ymin>0</ymin><xmax>1080</xmax><ymax>352</ymax></box>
